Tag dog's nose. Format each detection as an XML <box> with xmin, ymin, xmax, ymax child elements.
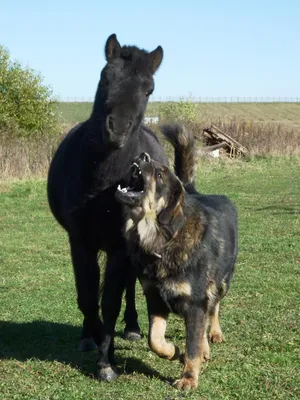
<box><xmin>139</xmin><ymin>152</ymin><xmax>151</xmax><ymax>163</ymax></box>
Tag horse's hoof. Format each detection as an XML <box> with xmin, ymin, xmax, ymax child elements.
<box><xmin>123</xmin><ymin>330</ymin><xmax>142</xmax><ymax>341</ymax></box>
<box><xmin>79</xmin><ymin>337</ymin><xmax>98</xmax><ymax>352</ymax></box>
<box><xmin>97</xmin><ymin>366</ymin><xmax>118</xmax><ymax>382</ymax></box>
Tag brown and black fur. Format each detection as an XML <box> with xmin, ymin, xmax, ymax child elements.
<box><xmin>115</xmin><ymin>124</ymin><xmax>238</xmax><ymax>390</ymax></box>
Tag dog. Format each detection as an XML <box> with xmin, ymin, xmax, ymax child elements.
<box><xmin>115</xmin><ymin>124</ymin><xmax>238</xmax><ymax>390</ymax></box>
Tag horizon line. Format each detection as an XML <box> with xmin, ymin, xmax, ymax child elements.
<box><xmin>56</xmin><ymin>96</ymin><xmax>300</xmax><ymax>103</ymax></box>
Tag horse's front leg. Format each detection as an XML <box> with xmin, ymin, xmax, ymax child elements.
<box><xmin>97</xmin><ymin>249</ymin><xmax>130</xmax><ymax>381</ymax></box>
<box><xmin>123</xmin><ymin>265</ymin><xmax>141</xmax><ymax>341</ymax></box>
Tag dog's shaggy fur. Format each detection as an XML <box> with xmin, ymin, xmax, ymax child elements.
<box><xmin>115</xmin><ymin>124</ymin><xmax>238</xmax><ymax>390</ymax></box>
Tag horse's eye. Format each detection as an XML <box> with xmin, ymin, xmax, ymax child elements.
<box><xmin>158</xmin><ymin>173</ymin><xmax>162</xmax><ymax>180</ymax></box>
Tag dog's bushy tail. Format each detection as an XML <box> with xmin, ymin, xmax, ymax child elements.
<box><xmin>160</xmin><ymin>123</ymin><xmax>196</xmax><ymax>187</ymax></box>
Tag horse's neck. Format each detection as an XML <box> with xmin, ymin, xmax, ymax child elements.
<box><xmin>87</xmin><ymin>128</ymin><xmax>141</xmax><ymax>188</ymax></box>
<box><xmin>91</xmin><ymin>85</ymin><xmax>105</xmax><ymax>120</ymax></box>
<box><xmin>98</xmin><ymin>146</ymin><xmax>135</xmax><ymax>178</ymax></box>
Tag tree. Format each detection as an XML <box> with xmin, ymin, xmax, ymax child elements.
<box><xmin>0</xmin><ymin>45</ymin><xmax>58</xmax><ymax>137</ymax></box>
<box><xmin>159</xmin><ymin>97</ymin><xmax>198</xmax><ymax>123</ymax></box>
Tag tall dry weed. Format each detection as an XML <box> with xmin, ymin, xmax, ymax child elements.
<box><xmin>1</xmin><ymin>118</ymin><xmax>299</xmax><ymax>179</ymax></box>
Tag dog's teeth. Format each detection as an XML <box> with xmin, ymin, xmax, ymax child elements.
<box><xmin>153</xmin><ymin>252</ymin><xmax>162</xmax><ymax>259</ymax></box>
<box><xmin>118</xmin><ymin>184</ymin><xmax>127</xmax><ymax>193</ymax></box>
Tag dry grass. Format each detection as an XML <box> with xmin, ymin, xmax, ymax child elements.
<box><xmin>0</xmin><ymin>134</ymin><xmax>62</xmax><ymax>180</ymax></box>
<box><xmin>0</xmin><ymin>123</ymin><xmax>76</xmax><ymax>180</ymax></box>
<box><xmin>152</xmin><ymin>118</ymin><xmax>300</xmax><ymax>158</ymax></box>
<box><xmin>1</xmin><ymin>117</ymin><xmax>299</xmax><ymax>179</ymax></box>
<box><xmin>207</xmin><ymin>118</ymin><xmax>300</xmax><ymax>156</ymax></box>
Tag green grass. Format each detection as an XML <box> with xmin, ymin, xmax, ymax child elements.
<box><xmin>56</xmin><ymin>101</ymin><xmax>300</xmax><ymax>129</ymax></box>
<box><xmin>1</xmin><ymin>157</ymin><xmax>299</xmax><ymax>399</ymax></box>
<box><xmin>56</xmin><ymin>102</ymin><xmax>93</xmax><ymax>125</ymax></box>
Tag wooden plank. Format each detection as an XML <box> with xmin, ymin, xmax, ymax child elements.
<box><xmin>202</xmin><ymin>125</ymin><xmax>249</xmax><ymax>156</ymax></box>
<box><xmin>211</xmin><ymin>125</ymin><xmax>249</xmax><ymax>154</ymax></box>
<box><xmin>204</xmin><ymin>142</ymin><xmax>227</xmax><ymax>151</ymax></box>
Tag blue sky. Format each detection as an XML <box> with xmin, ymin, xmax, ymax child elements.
<box><xmin>1</xmin><ymin>0</ymin><xmax>299</xmax><ymax>100</ymax></box>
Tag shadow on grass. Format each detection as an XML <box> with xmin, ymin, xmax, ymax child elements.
<box><xmin>0</xmin><ymin>320</ymin><xmax>170</xmax><ymax>382</ymax></box>
<box><xmin>248</xmin><ymin>205</ymin><xmax>300</xmax><ymax>215</ymax></box>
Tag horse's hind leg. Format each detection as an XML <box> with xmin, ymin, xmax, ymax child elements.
<box><xmin>70</xmin><ymin>237</ymin><xmax>103</xmax><ymax>352</ymax></box>
<box><xmin>123</xmin><ymin>266</ymin><xmax>141</xmax><ymax>341</ymax></box>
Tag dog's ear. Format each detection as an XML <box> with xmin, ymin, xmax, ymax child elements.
<box><xmin>158</xmin><ymin>178</ymin><xmax>184</xmax><ymax>225</ymax></box>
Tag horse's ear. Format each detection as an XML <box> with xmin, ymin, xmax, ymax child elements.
<box><xmin>148</xmin><ymin>46</ymin><xmax>163</xmax><ymax>74</ymax></box>
<box><xmin>158</xmin><ymin>178</ymin><xmax>183</xmax><ymax>226</ymax></box>
<box><xmin>105</xmin><ymin>34</ymin><xmax>121</xmax><ymax>61</ymax></box>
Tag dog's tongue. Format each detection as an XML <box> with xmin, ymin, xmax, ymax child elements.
<box><xmin>121</xmin><ymin>190</ymin><xmax>141</xmax><ymax>199</ymax></box>
<box><xmin>117</xmin><ymin>184</ymin><xmax>143</xmax><ymax>196</ymax></box>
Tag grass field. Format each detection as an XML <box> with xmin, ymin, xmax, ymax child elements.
<box><xmin>56</xmin><ymin>101</ymin><xmax>300</xmax><ymax>129</ymax></box>
<box><xmin>0</xmin><ymin>157</ymin><xmax>299</xmax><ymax>399</ymax></box>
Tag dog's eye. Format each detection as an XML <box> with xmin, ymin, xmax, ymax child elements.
<box><xmin>157</xmin><ymin>173</ymin><xmax>163</xmax><ymax>180</ymax></box>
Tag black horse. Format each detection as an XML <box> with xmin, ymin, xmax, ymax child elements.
<box><xmin>47</xmin><ymin>34</ymin><xmax>168</xmax><ymax>381</ymax></box>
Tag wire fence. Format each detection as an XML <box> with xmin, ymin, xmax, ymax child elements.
<box><xmin>59</xmin><ymin>96</ymin><xmax>300</xmax><ymax>103</ymax></box>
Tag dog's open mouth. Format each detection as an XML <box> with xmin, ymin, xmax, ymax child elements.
<box><xmin>115</xmin><ymin>162</ymin><xmax>145</xmax><ymax>206</ymax></box>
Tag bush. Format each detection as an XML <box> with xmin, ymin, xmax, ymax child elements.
<box><xmin>159</xmin><ymin>98</ymin><xmax>199</xmax><ymax>123</ymax></box>
<box><xmin>0</xmin><ymin>45</ymin><xmax>59</xmax><ymax>137</ymax></box>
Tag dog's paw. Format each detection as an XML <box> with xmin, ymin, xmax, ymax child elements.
<box><xmin>173</xmin><ymin>377</ymin><xmax>198</xmax><ymax>390</ymax></box>
<box><xmin>209</xmin><ymin>330</ymin><xmax>224</xmax><ymax>343</ymax></box>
